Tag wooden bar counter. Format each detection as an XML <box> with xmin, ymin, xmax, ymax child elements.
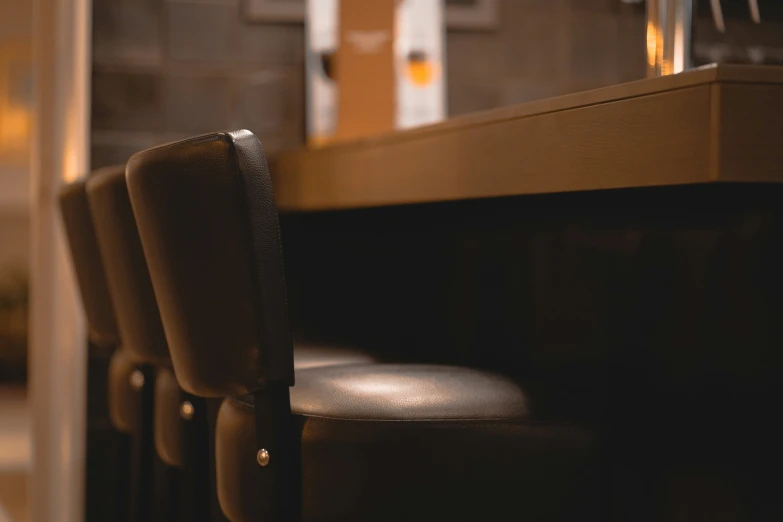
<box><xmin>272</xmin><ymin>64</ymin><xmax>783</xmax><ymax>212</ymax></box>
<box><xmin>273</xmin><ymin>65</ymin><xmax>783</xmax><ymax>520</ymax></box>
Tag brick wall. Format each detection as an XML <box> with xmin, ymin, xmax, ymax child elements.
<box><xmin>90</xmin><ymin>0</ymin><xmax>647</xmax><ymax>168</ymax></box>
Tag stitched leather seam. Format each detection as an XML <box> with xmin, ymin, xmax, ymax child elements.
<box><xmin>129</xmin><ymin>132</ymin><xmax>222</xmax><ymax>161</ymax></box>
<box><xmin>226</xmin><ymin>130</ymin><xmax>294</xmax><ymax>388</ymax></box>
<box><xmin>223</xmin><ymin>134</ymin><xmax>272</xmax><ymax>389</ymax></box>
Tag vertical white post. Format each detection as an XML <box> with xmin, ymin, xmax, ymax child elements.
<box><xmin>28</xmin><ymin>0</ymin><xmax>91</xmax><ymax>520</ymax></box>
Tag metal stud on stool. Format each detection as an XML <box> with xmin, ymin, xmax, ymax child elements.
<box><xmin>130</xmin><ymin>369</ymin><xmax>145</xmax><ymax>390</ymax></box>
<box><xmin>180</xmin><ymin>401</ymin><xmax>194</xmax><ymax>420</ymax></box>
<box><xmin>256</xmin><ymin>449</ymin><xmax>270</xmax><ymax>467</ymax></box>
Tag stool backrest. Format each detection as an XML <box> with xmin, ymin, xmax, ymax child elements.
<box><xmin>59</xmin><ymin>175</ymin><xmax>120</xmax><ymax>349</ymax></box>
<box><xmin>86</xmin><ymin>165</ymin><xmax>170</xmax><ymax>366</ymax></box>
<box><xmin>127</xmin><ymin>130</ymin><xmax>293</xmax><ymax>397</ymax></box>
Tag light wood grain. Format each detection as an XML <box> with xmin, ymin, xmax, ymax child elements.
<box><xmin>271</xmin><ymin>65</ymin><xmax>783</xmax><ymax>212</ymax></box>
<box><xmin>715</xmin><ymin>82</ymin><xmax>783</xmax><ymax>184</ymax></box>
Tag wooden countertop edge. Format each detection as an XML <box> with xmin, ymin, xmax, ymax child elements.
<box><xmin>270</xmin><ymin>65</ymin><xmax>783</xmax><ymax>212</ymax></box>
<box><xmin>275</xmin><ymin>65</ymin><xmax>783</xmax><ymax>160</ymax></box>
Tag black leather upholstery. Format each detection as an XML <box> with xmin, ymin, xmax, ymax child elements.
<box><xmin>152</xmin><ymin>344</ymin><xmax>375</xmax><ymax>470</ymax></box>
<box><xmin>292</xmin><ymin>344</ymin><xmax>377</xmax><ymax>370</ymax></box>
<box><xmin>154</xmin><ymin>367</ymin><xmax>183</xmax><ymax>468</ymax></box>
<box><xmin>108</xmin><ymin>348</ymin><xmax>138</xmax><ymax>433</ymax></box>
<box><xmin>289</xmin><ymin>364</ymin><xmax>528</xmax><ymax>420</ymax></box>
<box><xmin>128</xmin><ymin>131</ymin><xmax>599</xmax><ymax>521</ymax></box>
<box><xmin>86</xmin><ymin>166</ymin><xmax>170</xmax><ymax>367</ymax></box>
<box><xmin>127</xmin><ymin>131</ymin><xmax>293</xmax><ymax>396</ymax></box>
<box><xmin>59</xmin><ymin>175</ymin><xmax>120</xmax><ymax>349</ymax></box>
<box><xmin>217</xmin><ymin>365</ymin><xmax>597</xmax><ymax>522</ymax></box>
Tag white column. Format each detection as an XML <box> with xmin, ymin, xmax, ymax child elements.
<box><xmin>28</xmin><ymin>0</ymin><xmax>91</xmax><ymax>520</ymax></box>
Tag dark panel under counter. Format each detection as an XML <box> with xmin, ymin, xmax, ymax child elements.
<box><xmin>273</xmin><ymin>65</ymin><xmax>783</xmax><ymax>420</ymax></box>
<box><xmin>281</xmin><ymin>183</ymin><xmax>783</xmax><ymax>418</ymax></box>
<box><xmin>280</xmin><ymin>182</ymin><xmax>783</xmax><ymax>520</ymax></box>
<box><xmin>274</xmin><ymin>64</ymin><xmax>783</xmax><ymax>521</ymax></box>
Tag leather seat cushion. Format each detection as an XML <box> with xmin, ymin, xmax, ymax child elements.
<box><xmin>154</xmin><ymin>367</ymin><xmax>184</xmax><ymax>468</ymax></box>
<box><xmin>152</xmin><ymin>344</ymin><xmax>374</xmax><ymax>470</ymax></box>
<box><xmin>216</xmin><ymin>364</ymin><xmax>599</xmax><ymax>522</ymax></box>
<box><xmin>293</xmin><ymin>343</ymin><xmax>378</xmax><ymax>370</ymax></box>
<box><xmin>288</xmin><ymin>364</ymin><xmax>528</xmax><ymax>421</ymax></box>
<box><xmin>108</xmin><ymin>349</ymin><xmax>138</xmax><ymax>433</ymax></box>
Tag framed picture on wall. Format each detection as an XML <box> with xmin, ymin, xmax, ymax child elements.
<box><xmin>244</xmin><ymin>0</ymin><xmax>500</xmax><ymax>30</ymax></box>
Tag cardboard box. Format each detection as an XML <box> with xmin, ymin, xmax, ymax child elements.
<box><xmin>306</xmin><ymin>0</ymin><xmax>446</xmax><ymax>145</ymax></box>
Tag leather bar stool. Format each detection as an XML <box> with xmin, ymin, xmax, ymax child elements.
<box><xmin>127</xmin><ymin>130</ymin><xmax>600</xmax><ymax>522</ymax></box>
<box><xmin>59</xmin><ymin>176</ymin><xmax>119</xmax><ymax>351</ymax></box>
<box><xmin>59</xmin><ymin>175</ymin><xmax>137</xmax><ymax>522</ymax></box>
<box><xmin>86</xmin><ymin>165</ymin><xmax>210</xmax><ymax>522</ymax></box>
<box><xmin>86</xmin><ymin>164</ymin><xmax>380</xmax><ymax>521</ymax></box>
<box><xmin>107</xmin><ymin>347</ymin><xmax>141</xmax><ymax>521</ymax></box>
<box><xmin>154</xmin><ymin>345</ymin><xmax>378</xmax><ymax>468</ymax></box>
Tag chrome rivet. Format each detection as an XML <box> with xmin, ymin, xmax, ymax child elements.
<box><xmin>130</xmin><ymin>370</ymin><xmax>145</xmax><ymax>390</ymax></box>
<box><xmin>180</xmin><ymin>401</ymin><xmax>194</xmax><ymax>420</ymax></box>
<box><xmin>256</xmin><ymin>449</ymin><xmax>270</xmax><ymax>467</ymax></box>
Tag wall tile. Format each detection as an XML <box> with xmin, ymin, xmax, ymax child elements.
<box><xmin>166</xmin><ymin>2</ymin><xmax>304</xmax><ymax>65</ymax></box>
<box><xmin>163</xmin><ymin>72</ymin><xmax>232</xmax><ymax>133</ymax></box>
<box><xmin>446</xmin><ymin>33</ymin><xmax>506</xmax><ymax>115</ymax></box>
<box><xmin>501</xmin><ymin>10</ymin><xmax>568</xmax><ymax>75</ymax></box>
<box><xmin>568</xmin><ymin>0</ymin><xmax>622</xmax><ymax>14</ymax></box>
<box><xmin>227</xmin><ymin>67</ymin><xmax>304</xmax><ymax>152</ymax></box>
<box><xmin>92</xmin><ymin>0</ymin><xmax>162</xmax><ymax>63</ymax></box>
<box><xmin>91</xmin><ymin>0</ymin><xmax>647</xmax><ymax>158</ymax></box>
<box><xmin>567</xmin><ymin>12</ymin><xmax>622</xmax><ymax>91</ymax></box>
<box><xmin>90</xmin><ymin>132</ymin><xmax>160</xmax><ymax>169</ymax></box>
<box><xmin>617</xmin><ymin>11</ymin><xmax>646</xmax><ymax>83</ymax></box>
<box><xmin>500</xmin><ymin>77</ymin><xmax>563</xmax><ymax>107</ymax></box>
<box><xmin>92</xmin><ymin>69</ymin><xmax>163</xmax><ymax>132</ymax></box>
<box><xmin>162</xmin><ymin>67</ymin><xmax>304</xmax><ymax>150</ymax></box>
<box><xmin>500</xmin><ymin>8</ymin><xmax>569</xmax><ymax>101</ymax></box>
<box><xmin>502</xmin><ymin>0</ymin><xmax>566</xmax><ymax>14</ymax></box>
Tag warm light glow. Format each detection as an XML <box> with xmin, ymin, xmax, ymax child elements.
<box><xmin>63</xmin><ymin>107</ymin><xmax>85</xmax><ymax>182</ymax></box>
<box><xmin>63</xmin><ymin>144</ymin><xmax>81</xmax><ymax>182</ymax></box>
<box><xmin>647</xmin><ymin>0</ymin><xmax>692</xmax><ymax>77</ymax></box>
<box><xmin>672</xmin><ymin>1</ymin><xmax>687</xmax><ymax>74</ymax></box>
<box><xmin>646</xmin><ymin>21</ymin><xmax>673</xmax><ymax>75</ymax></box>
<box><xmin>0</xmin><ymin>43</ymin><xmax>33</xmax><ymax>167</ymax></box>
<box><xmin>646</xmin><ymin>21</ymin><xmax>657</xmax><ymax>68</ymax></box>
<box><xmin>0</xmin><ymin>104</ymin><xmax>31</xmax><ymax>159</ymax></box>
<box><xmin>406</xmin><ymin>60</ymin><xmax>439</xmax><ymax>87</ymax></box>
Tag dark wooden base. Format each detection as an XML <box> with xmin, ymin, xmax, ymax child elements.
<box><xmin>281</xmin><ymin>182</ymin><xmax>783</xmax><ymax>520</ymax></box>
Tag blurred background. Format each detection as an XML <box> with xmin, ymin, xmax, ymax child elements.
<box><xmin>1</xmin><ymin>0</ymin><xmax>783</xmax><ymax>520</ymax></box>
<box><xmin>0</xmin><ymin>0</ymin><xmax>32</xmax><ymax>517</ymax></box>
<box><xmin>88</xmin><ymin>0</ymin><xmax>647</xmax><ymax>165</ymax></box>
